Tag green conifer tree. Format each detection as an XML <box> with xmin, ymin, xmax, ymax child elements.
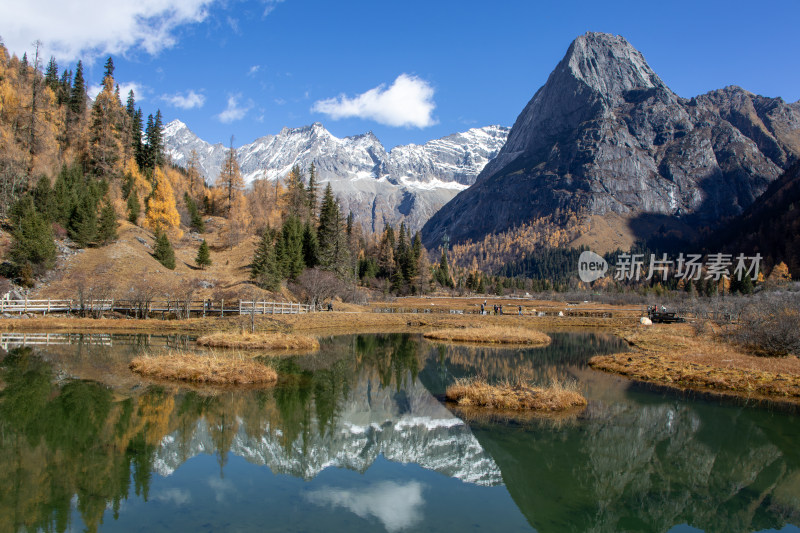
<box><xmin>302</xmin><ymin>221</ymin><xmax>319</xmax><ymax>268</ymax></box>
<box><xmin>251</xmin><ymin>229</ymin><xmax>280</xmax><ymax>291</ymax></box>
<box><xmin>281</xmin><ymin>216</ymin><xmax>305</xmax><ymax>280</ymax></box>
<box><xmin>68</xmin><ymin>195</ymin><xmax>98</xmax><ymax>247</ymax></box>
<box><xmin>103</xmin><ymin>57</ymin><xmax>114</xmax><ymax>80</ymax></box>
<box><xmin>69</xmin><ymin>60</ymin><xmax>86</xmax><ymax>115</ymax></box>
<box><xmin>127</xmin><ymin>190</ymin><xmax>140</xmax><ymax>224</ymax></box>
<box><xmin>97</xmin><ymin>202</ymin><xmax>118</xmax><ymax>244</ymax></box>
<box><xmin>317</xmin><ymin>183</ymin><xmax>349</xmax><ymax>273</ymax></box>
<box><xmin>32</xmin><ymin>175</ymin><xmax>53</xmax><ymax>217</ymax></box>
<box><xmin>196</xmin><ymin>239</ymin><xmax>212</xmax><ymax>269</ymax></box>
<box><xmin>286</xmin><ymin>165</ymin><xmax>308</xmax><ymax>218</ymax></box>
<box><xmin>153</xmin><ymin>232</ymin><xmax>176</xmax><ymax>270</ymax></box>
<box><xmin>9</xmin><ymin>197</ymin><xmax>57</xmax><ymax>274</ymax></box>
<box><xmin>307</xmin><ymin>162</ymin><xmax>318</xmax><ymax>218</ymax></box>
<box><xmin>44</xmin><ymin>57</ymin><xmax>59</xmax><ymax>92</ymax></box>
<box><xmin>57</xmin><ymin>69</ymin><xmax>72</xmax><ymax>105</ymax></box>
<box><xmin>436</xmin><ymin>248</ymin><xmax>453</xmax><ymax>288</ymax></box>
<box><xmin>184</xmin><ymin>192</ymin><xmax>205</xmax><ymax>232</ymax></box>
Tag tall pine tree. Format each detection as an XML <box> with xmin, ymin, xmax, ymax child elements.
<box><xmin>317</xmin><ymin>183</ymin><xmax>349</xmax><ymax>273</ymax></box>
<box><xmin>251</xmin><ymin>229</ymin><xmax>280</xmax><ymax>291</ymax></box>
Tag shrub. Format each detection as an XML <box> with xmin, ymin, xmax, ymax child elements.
<box><xmin>734</xmin><ymin>295</ymin><xmax>800</xmax><ymax>357</ymax></box>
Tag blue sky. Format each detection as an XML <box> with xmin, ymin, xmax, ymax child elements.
<box><xmin>2</xmin><ymin>0</ymin><xmax>799</xmax><ymax>149</ymax></box>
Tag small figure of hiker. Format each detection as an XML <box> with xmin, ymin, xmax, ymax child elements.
<box><xmin>493</xmin><ymin>304</ymin><xmax>498</xmax><ymax>315</ymax></box>
<box><xmin>480</xmin><ymin>303</ymin><xmax>485</xmax><ymax>315</ymax></box>
<box><xmin>327</xmin><ymin>301</ymin><xmax>333</xmax><ymax>312</ymax></box>
<box><xmin>518</xmin><ymin>305</ymin><xmax>522</xmax><ymax>316</ymax></box>
<box><xmin>499</xmin><ymin>305</ymin><xmax>503</xmax><ymax>315</ymax></box>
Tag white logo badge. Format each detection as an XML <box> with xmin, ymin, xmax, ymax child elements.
<box><xmin>578</xmin><ymin>251</ymin><xmax>608</xmax><ymax>283</ymax></box>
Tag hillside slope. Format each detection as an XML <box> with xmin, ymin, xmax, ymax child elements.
<box><xmin>715</xmin><ymin>162</ymin><xmax>800</xmax><ymax>277</ymax></box>
<box><xmin>31</xmin><ymin>219</ymin><xmax>273</xmax><ymax>301</ymax></box>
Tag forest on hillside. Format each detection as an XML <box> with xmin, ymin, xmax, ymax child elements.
<box><xmin>0</xmin><ymin>43</ymin><xmax>467</xmax><ymax>299</ymax></box>
<box><xmin>0</xmin><ymin>42</ymin><xmax>793</xmax><ymax>301</ymax></box>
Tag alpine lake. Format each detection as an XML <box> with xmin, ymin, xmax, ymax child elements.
<box><xmin>0</xmin><ymin>331</ymin><xmax>798</xmax><ymax>533</ymax></box>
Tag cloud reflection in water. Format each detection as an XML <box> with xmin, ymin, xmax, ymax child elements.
<box><xmin>305</xmin><ymin>481</ymin><xmax>425</xmax><ymax>532</ymax></box>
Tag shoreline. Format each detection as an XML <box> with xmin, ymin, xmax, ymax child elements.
<box><xmin>590</xmin><ymin>324</ymin><xmax>800</xmax><ymax>406</ymax></box>
<box><xmin>2</xmin><ymin>310</ymin><xmax>799</xmax><ymax>406</ymax></box>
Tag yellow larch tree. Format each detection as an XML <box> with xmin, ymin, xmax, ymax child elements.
<box><xmin>768</xmin><ymin>262</ymin><xmax>791</xmax><ymax>284</ymax></box>
<box><xmin>247</xmin><ymin>176</ymin><xmax>285</xmax><ymax>232</ymax></box>
<box><xmin>186</xmin><ymin>149</ymin><xmax>203</xmax><ymax>201</ymax></box>
<box><xmin>223</xmin><ymin>191</ymin><xmax>252</xmax><ymax>248</ymax></box>
<box><xmin>145</xmin><ymin>167</ymin><xmax>182</xmax><ymax>238</ymax></box>
<box><xmin>218</xmin><ymin>139</ymin><xmax>243</xmax><ymax>213</ymax></box>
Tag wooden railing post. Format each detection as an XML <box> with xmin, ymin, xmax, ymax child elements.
<box><xmin>221</xmin><ymin>299</ymin><xmax>224</xmax><ymax>317</ymax></box>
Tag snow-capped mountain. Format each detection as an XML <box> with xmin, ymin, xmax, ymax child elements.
<box><xmin>153</xmin><ymin>372</ymin><xmax>502</xmax><ymax>486</ymax></box>
<box><xmin>163</xmin><ymin>120</ymin><xmax>509</xmax><ymax>232</ymax></box>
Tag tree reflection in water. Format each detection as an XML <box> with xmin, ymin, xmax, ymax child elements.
<box><xmin>0</xmin><ymin>333</ymin><xmax>798</xmax><ymax>533</ymax></box>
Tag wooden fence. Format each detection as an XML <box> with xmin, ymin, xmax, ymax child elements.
<box><xmin>0</xmin><ymin>332</ymin><xmax>113</xmax><ymax>350</ymax></box>
<box><xmin>0</xmin><ymin>298</ymin><xmax>314</xmax><ymax>318</ymax></box>
<box><xmin>238</xmin><ymin>301</ymin><xmax>313</xmax><ymax>315</ymax></box>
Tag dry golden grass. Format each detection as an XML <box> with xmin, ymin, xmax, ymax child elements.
<box><xmin>590</xmin><ymin>324</ymin><xmax>800</xmax><ymax>401</ymax></box>
<box><xmin>196</xmin><ymin>331</ymin><xmax>319</xmax><ymax>351</ymax></box>
<box><xmin>0</xmin><ymin>311</ymin><xmax>634</xmax><ymax>339</ymax></box>
<box><xmin>423</xmin><ymin>326</ymin><xmax>551</xmax><ymax>345</ymax></box>
<box><xmin>445</xmin><ymin>377</ymin><xmax>587</xmax><ymax>412</ymax></box>
<box><xmin>31</xmin><ymin>218</ymin><xmax>277</xmax><ymax>301</ymax></box>
<box><xmin>129</xmin><ymin>350</ymin><xmax>277</xmax><ymax>385</ymax></box>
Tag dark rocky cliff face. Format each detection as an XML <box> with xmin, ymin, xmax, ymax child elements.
<box><xmin>422</xmin><ymin>32</ymin><xmax>800</xmax><ymax>248</ymax></box>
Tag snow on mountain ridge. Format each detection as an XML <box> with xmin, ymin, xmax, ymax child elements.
<box><xmin>152</xmin><ymin>374</ymin><xmax>503</xmax><ymax>486</ymax></box>
<box><xmin>164</xmin><ymin>120</ymin><xmax>508</xmax><ymax>232</ymax></box>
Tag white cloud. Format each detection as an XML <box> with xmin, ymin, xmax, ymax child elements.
<box><xmin>216</xmin><ymin>94</ymin><xmax>252</xmax><ymax>123</ymax></box>
<box><xmin>162</xmin><ymin>89</ymin><xmax>206</xmax><ymax>109</ymax></box>
<box><xmin>311</xmin><ymin>74</ymin><xmax>437</xmax><ymax>128</ymax></box>
<box><xmin>88</xmin><ymin>81</ymin><xmax>144</xmax><ymax>102</ymax></box>
<box><xmin>305</xmin><ymin>482</ymin><xmax>425</xmax><ymax>533</ymax></box>
<box><xmin>0</xmin><ymin>0</ymin><xmax>216</xmax><ymax>62</ymax></box>
<box><xmin>207</xmin><ymin>477</ymin><xmax>235</xmax><ymax>503</ymax></box>
<box><xmin>154</xmin><ymin>488</ymin><xmax>191</xmax><ymax>506</ymax></box>
<box><xmin>262</xmin><ymin>0</ymin><xmax>285</xmax><ymax>16</ymax></box>
<box><xmin>248</xmin><ymin>65</ymin><xmax>261</xmax><ymax>76</ymax></box>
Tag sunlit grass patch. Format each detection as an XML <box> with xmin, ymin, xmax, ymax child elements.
<box><xmin>196</xmin><ymin>331</ymin><xmax>319</xmax><ymax>351</ymax></box>
<box><xmin>424</xmin><ymin>326</ymin><xmax>551</xmax><ymax>345</ymax></box>
<box><xmin>129</xmin><ymin>350</ymin><xmax>278</xmax><ymax>385</ymax></box>
<box><xmin>445</xmin><ymin>377</ymin><xmax>586</xmax><ymax>412</ymax></box>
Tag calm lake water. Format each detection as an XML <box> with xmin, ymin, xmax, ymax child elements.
<box><xmin>0</xmin><ymin>331</ymin><xmax>798</xmax><ymax>533</ymax></box>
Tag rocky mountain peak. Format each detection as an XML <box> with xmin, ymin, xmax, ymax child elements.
<box><xmin>278</xmin><ymin>122</ymin><xmax>331</xmax><ymax>139</ymax></box>
<box><xmin>422</xmin><ymin>33</ymin><xmax>800</xmax><ymax>251</ymax></box>
<box><xmin>562</xmin><ymin>32</ymin><xmax>665</xmax><ymax>97</ymax></box>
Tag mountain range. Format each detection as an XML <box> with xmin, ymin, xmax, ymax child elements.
<box><xmin>422</xmin><ymin>32</ymin><xmax>800</xmax><ymax>251</ymax></box>
<box><xmin>154</xmin><ymin>371</ymin><xmax>501</xmax><ymax>486</ymax></box>
<box><xmin>163</xmin><ymin>120</ymin><xmax>509</xmax><ymax>233</ymax></box>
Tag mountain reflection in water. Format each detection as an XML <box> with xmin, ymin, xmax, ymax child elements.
<box><xmin>0</xmin><ymin>332</ymin><xmax>797</xmax><ymax>533</ymax></box>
